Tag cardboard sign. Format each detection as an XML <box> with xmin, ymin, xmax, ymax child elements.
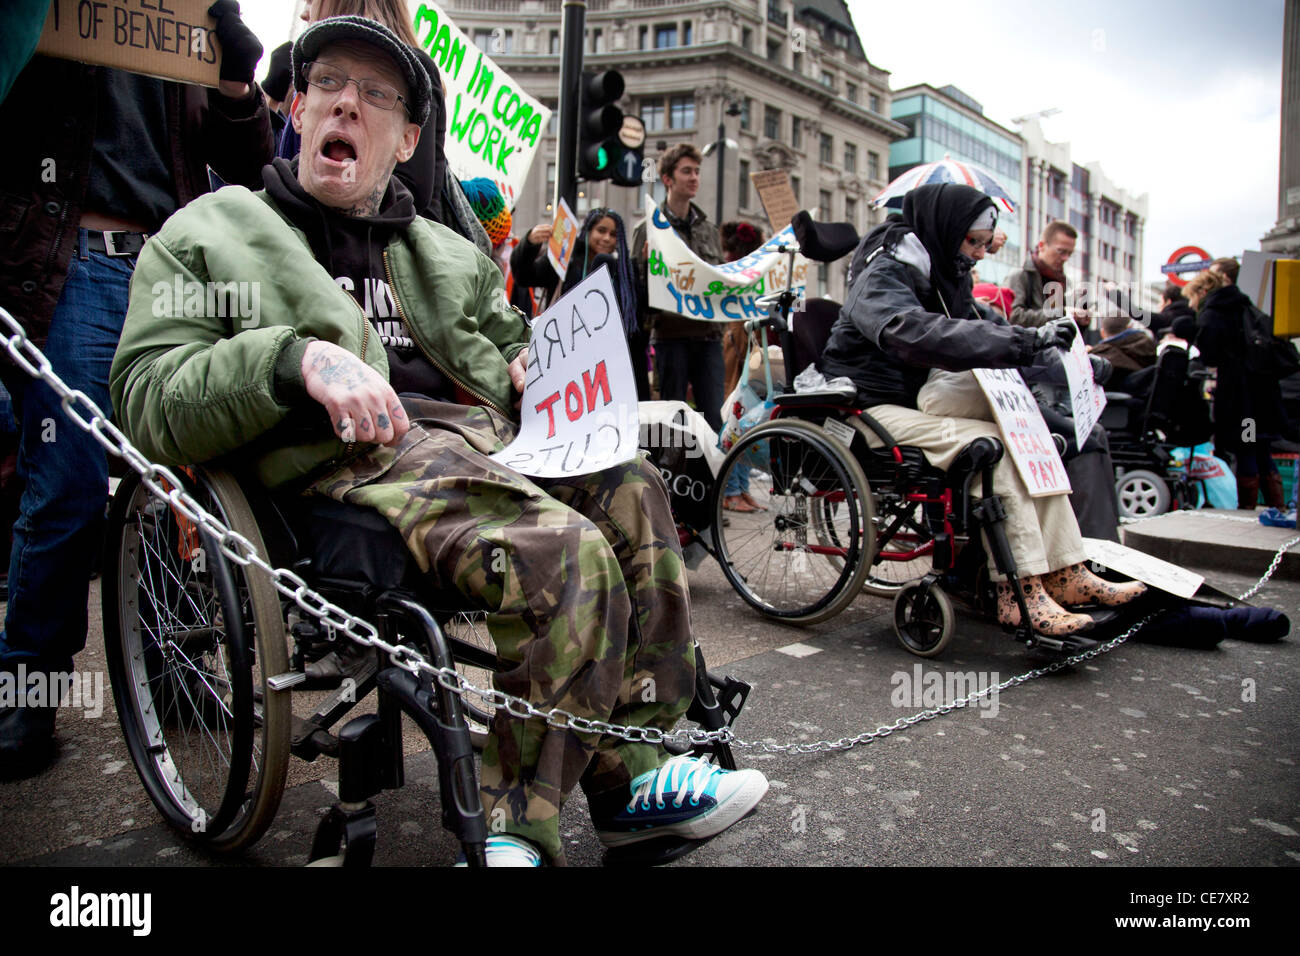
<box><xmin>972</xmin><ymin>368</ymin><xmax>1071</xmax><ymax>497</ymax></box>
<box><xmin>491</xmin><ymin>267</ymin><xmax>638</xmax><ymax>478</ymax></box>
<box><xmin>1083</xmin><ymin>538</ymin><xmax>1204</xmax><ymax>599</ymax></box>
<box><xmin>409</xmin><ymin>1</ymin><xmax>551</xmax><ymax>209</ymax></box>
<box><xmin>1063</xmin><ymin>336</ymin><xmax>1106</xmax><ymax>449</ymax></box>
<box><xmin>644</xmin><ymin>195</ymin><xmax>807</xmax><ymax>323</ymax></box>
<box><xmin>37</xmin><ymin>0</ymin><xmax>222</xmax><ymax>88</ymax></box>
<box><xmin>546</xmin><ymin>198</ymin><xmax>580</xmax><ymax>279</ymax></box>
<box><xmin>749</xmin><ymin>168</ymin><xmax>799</xmax><ymax>231</ymax></box>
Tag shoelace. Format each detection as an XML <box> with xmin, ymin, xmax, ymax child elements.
<box><xmin>628</xmin><ymin>756</ymin><xmax>715</xmax><ymax>812</ymax></box>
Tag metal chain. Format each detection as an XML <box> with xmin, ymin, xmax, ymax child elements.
<box><xmin>2</xmin><ymin>309</ymin><xmax>1292</xmax><ymax>757</ymax></box>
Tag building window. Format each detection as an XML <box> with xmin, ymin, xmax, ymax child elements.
<box><xmin>739</xmin><ymin>159</ymin><xmax>750</xmax><ymax>208</ymax></box>
<box><xmin>682</xmin><ymin>21</ymin><xmax>692</xmax><ymax>46</ymax></box>
<box><xmin>820</xmin><ymin>70</ymin><xmax>833</xmax><ymax>88</ymax></box>
<box><xmin>739</xmin><ymin>97</ymin><xmax>752</xmax><ymax>130</ymax></box>
<box><xmin>819</xmin><ymin>132</ymin><xmax>833</xmax><ymax>163</ymax></box>
<box><xmin>818</xmin><ymin>261</ymin><xmax>829</xmax><ymax>293</ymax></box>
<box><xmin>791</xmin><ymin>118</ymin><xmax>801</xmax><ymax>150</ymax></box>
<box><xmin>590</xmin><ymin>28</ymin><xmax>604</xmax><ymax>54</ymax></box>
<box><xmin>669</xmin><ymin>95</ymin><xmax>695</xmax><ymax>130</ymax></box>
<box><xmin>640</xmin><ymin>100</ymin><xmax>665</xmax><ymax>132</ymax></box>
<box><xmin>764</xmin><ymin>105</ymin><xmax>781</xmax><ymax>140</ymax></box>
<box><xmin>829</xmin><ymin>27</ymin><xmax>848</xmax><ymax>50</ymax></box>
<box><xmin>790</xmin><ymin>175</ymin><xmax>800</xmax><ymax>201</ymax></box>
<box><xmin>767</xmin><ymin>39</ymin><xmax>782</xmax><ymax>63</ymax></box>
<box><xmin>741</xmin><ymin>27</ymin><xmax>753</xmax><ymax>51</ymax></box>
<box><xmin>868</xmin><ymin>151</ymin><xmax>880</xmax><ymax>181</ymax></box>
<box><xmin>545</xmin><ymin>162</ymin><xmax>556</xmax><ymax>204</ymax></box>
<box><xmin>846</xmin><ymin>82</ymin><xmax>858</xmax><ymax>104</ymax></box>
<box><xmin>654</xmin><ymin>24</ymin><xmax>677</xmax><ymax>49</ymax></box>
<box><xmin>548</xmin><ymin>30</ymin><xmax>559</xmax><ymax>55</ymax></box>
<box><xmin>818</xmin><ymin>189</ymin><xmax>832</xmax><ymax>221</ymax></box>
<box><xmin>768</xmin><ymin>0</ymin><xmax>786</xmax><ymax>27</ymax></box>
<box><xmin>845</xmin><ymin>197</ymin><xmax>857</xmax><ymax>229</ymax></box>
<box><xmin>639</xmin><ymin>26</ymin><xmax>648</xmax><ymax>50</ymax></box>
<box><xmin>844</xmin><ymin>142</ymin><xmax>857</xmax><ymax>173</ymax></box>
<box><xmin>868</xmin><ymin>92</ymin><xmax>881</xmax><ymax>113</ymax></box>
<box><xmin>792</xmin><ymin>52</ymin><xmax>803</xmax><ymax>74</ymax></box>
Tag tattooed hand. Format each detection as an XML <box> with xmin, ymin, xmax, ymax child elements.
<box><xmin>301</xmin><ymin>340</ymin><xmax>409</xmax><ymax>446</ymax></box>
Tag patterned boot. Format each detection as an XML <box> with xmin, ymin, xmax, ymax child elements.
<box><xmin>1042</xmin><ymin>564</ymin><xmax>1147</xmax><ymax>607</ymax></box>
<box><xmin>997</xmin><ymin>577</ymin><xmax>1095</xmax><ymax>636</ymax></box>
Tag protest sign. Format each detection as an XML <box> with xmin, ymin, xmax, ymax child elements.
<box><xmin>1060</xmin><ymin>336</ymin><xmax>1106</xmax><ymax>449</ymax></box>
<box><xmin>37</xmin><ymin>0</ymin><xmax>222</xmax><ymax>87</ymax></box>
<box><xmin>1082</xmin><ymin>538</ymin><xmax>1204</xmax><ymax>599</ymax></box>
<box><xmin>972</xmin><ymin>368</ymin><xmax>1071</xmax><ymax>496</ymax></box>
<box><xmin>749</xmin><ymin>168</ymin><xmax>799</xmax><ymax>231</ymax></box>
<box><xmin>409</xmin><ymin>1</ymin><xmax>551</xmax><ymax>208</ymax></box>
<box><xmin>644</xmin><ymin>195</ymin><xmax>807</xmax><ymax>324</ymax></box>
<box><xmin>491</xmin><ymin>267</ymin><xmax>638</xmax><ymax>478</ymax></box>
<box><xmin>546</xmin><ymin>198</ymin><xmax>580</xmax><ymax>278</ymax></box>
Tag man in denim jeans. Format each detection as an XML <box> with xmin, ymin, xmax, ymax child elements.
<box><xmin>0</xmin><ymin>1</ymin><xmax>272</xmax><ymax>778</ymax></box>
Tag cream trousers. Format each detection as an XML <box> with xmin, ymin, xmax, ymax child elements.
<box><xmin>864</xmin><ymin>370</ymin><xmax>1087</xmax><ymax>581</ymax></box>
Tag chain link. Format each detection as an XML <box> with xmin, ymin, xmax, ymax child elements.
<box><xmin>2</xmin><ymin>308</ymin><xmax>1293</xmax><ymax>757</ymax></box>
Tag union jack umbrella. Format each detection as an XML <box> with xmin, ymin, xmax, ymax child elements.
<box><xmin>871</xmin><ymin>157</ymin><xmax>1016</xmax><ymax>213</ymax></box>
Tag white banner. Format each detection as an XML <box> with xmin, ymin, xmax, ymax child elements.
<box><xmin>1061</xmin><ymin>336</ymin><xmax>1106</xmax><ymax>449</ymax></box>
<box><xmin>644</xmin><ymin>195</ymin><xmax>807</xmax><ymax>322</ymax></box>
<box><xmin>409</xmin><ymin>2</ymin><xmax>551</xmax><ymax>208</ymax></box>
<box><xmin>973</xmin><ymin>368</ymin><xmax>1071</xmax><ymax>497</ymax></box>
<box><xmin>1083</xmin><ymin>538</ymin><xmax>1204</xmax><ymax>599</ymax></box>
<box><xmin>491</xmin><ymin>267</ymin><xmax>639</xmax><ymax>478</ymax></box>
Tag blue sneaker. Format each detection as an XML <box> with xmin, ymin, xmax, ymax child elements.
<box><xmin>594</xmin><ymin>755</ymin><xmax>768</xmax><ymax>848</ymax></box>
<box><xmin>455</xmin><ymin>834</ymin><xmax>545</xmax><ymax>867</ymax></box>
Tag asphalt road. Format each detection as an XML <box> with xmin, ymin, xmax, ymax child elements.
<box><xmin>1</xmin><ymin>550</ymin><xmax>1297</xmax><ymax>870</ymax></box>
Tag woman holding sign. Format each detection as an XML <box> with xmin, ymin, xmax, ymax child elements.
<box><xmin>821</xmin><ymin>183</ymin><xmax>1145</xmax><ymax>637</ymax></box>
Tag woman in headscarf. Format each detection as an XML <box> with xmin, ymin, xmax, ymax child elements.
<box><xmin>821</xmin><ymin>183</ymin><xmax>1144</xmax><ymax>637</ymax></box>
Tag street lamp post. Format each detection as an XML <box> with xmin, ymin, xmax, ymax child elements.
<box><xmin>709</xmin><ymin>101</ymin><xmax>743</xmax><ymax>224</ymax></box>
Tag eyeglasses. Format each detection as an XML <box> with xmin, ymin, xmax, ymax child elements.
<box><xmin>304</xmin><ymin>61</ymin><xmax>409</xmax><ymax>115</ymax></box>
<box><xmin>964</xmin><ymin>234</ymin><xmax>995</xmax><ymax>251</ymax></box>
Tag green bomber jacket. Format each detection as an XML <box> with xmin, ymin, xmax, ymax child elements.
<box><xmin>110</xmin><ymin>183</ymin><xmax>529</xmax><ymax>489</ymax></box>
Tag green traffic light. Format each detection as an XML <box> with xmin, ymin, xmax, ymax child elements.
<box><xmin>596</xmin><ymin>146</ymin><xmax>609</xmax><ymax>170</ymax></box>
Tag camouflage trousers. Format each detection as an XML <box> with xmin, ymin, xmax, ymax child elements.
<box><xmin>311</xmin><ymin>399</ymin><xmax>695</xmax><ymax>863</ymax></box>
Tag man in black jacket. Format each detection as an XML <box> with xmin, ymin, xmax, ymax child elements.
<box><xmin>0</xmin><ymin>1</ymin><xmax>273</xmax><ymax>778</ymax></box>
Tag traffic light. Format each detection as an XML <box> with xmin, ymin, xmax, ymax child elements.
<box><xmin>578</xmin><ymin>70</ymin><xmax>624</xmax><ymax>181</ymax></box>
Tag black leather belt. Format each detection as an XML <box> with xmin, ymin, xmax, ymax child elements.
<box><xmin>85</xmin><ymin>230</ymin><xmax>149</xmax><ymax>257</ymax></box>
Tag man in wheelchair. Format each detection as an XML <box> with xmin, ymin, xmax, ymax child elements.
<box><xmin>109</xmin><ymin>16</ymin><xmax>766</xmax><ymax>866</ymax></box>
<box><xmin>820</xmin><ymin>183</ymin><xmax>1147</xmax><ymax>638</ymax></box>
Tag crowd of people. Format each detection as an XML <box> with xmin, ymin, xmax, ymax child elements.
<box><xmin>0</xmin><ymin>1</ymin><xmax>1292</xmax><ymax>869</ymax></box>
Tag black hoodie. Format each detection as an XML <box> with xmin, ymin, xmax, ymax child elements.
<box><xmin>264</xmin><ymin>157</ymin><xmax>452</xmax><ymax>400</ymax></box>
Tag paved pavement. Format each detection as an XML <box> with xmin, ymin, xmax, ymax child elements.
<box><xmin>1</xmin><ymin>512</ymin><xmax>1298</xmax><ymax>869</ymax></box>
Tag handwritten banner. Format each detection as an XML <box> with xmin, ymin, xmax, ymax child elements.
<box><xmin>37</xmin><ymin>0</ymin><xmax>222</xmax><ymax>87</ymax></box>
<box><xmin>1062</xmin><ymin>336</ymin><xmax>1106</xmax><ymax>449</ymax></box>
<box><xmin>491</xmin><ymin>267</ymin><xmax>638</xmax><ymax>477</ymax></box>
<box><xmin>644</xmin><ymin>195</ymin><xmax>807</xmax><ymax>323</ymax></box>
<box><xmin>546</xmin><ymin>198</ymin><xmax>579</xmax><ymax>278</ymax></box>
<box><xmin>1083</xmin><ymin>538</ymin><xmax>1204</xmax><ymax>599</ymax></box>
<box><xmin>973</xmin><ymin>368</ymin><xmax>1071</xmax><ymax>497</ymax></box>
<box><xmin>409</xmin><ymin>1</ymin><xmax>551</xmax><ymax>208</ymax></box>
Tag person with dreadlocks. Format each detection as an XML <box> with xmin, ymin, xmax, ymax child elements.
<box><xmin>820</xmin><ymin>183</ymin><xmax>1145</xmax><ymax>638</ymax></box>
<box><xmin>510</xmin><ymin>208</ymin><xmax>648</xmax><ymax>399</ymax></box>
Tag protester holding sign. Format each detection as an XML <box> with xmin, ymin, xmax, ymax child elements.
<box><xmin>821</xmin><ymin>184</ymin><xmax>1145</xmax><ymax>638</ymax></box>
<box><xmin>110</xmin><ymin>17</ymin><xmax>768</xmax><ymax>865</ymax></box>
<box><xmin>632</xmin><ymin>144</ymin><xmax>727</xmax><ymax>430</ymax></box>
<box><xmin>0</xmin><ymin>1</ymin><xmax>274</xmax><ymax>779</ymax></box>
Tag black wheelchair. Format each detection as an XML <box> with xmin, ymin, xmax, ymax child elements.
<box><xmin>705</xmin><ymin>213</ymin><xmax>1134</xmax><ymax>658</ymax></box>
<box><xmin>100</xmin><ymin>463</ymin><xmax>751</xmax><ymax>865</ymax></box>
<box><xmin>1104</xmin><ymin>345</ymin><xmax>1215</xmax><ymax>519</ymax></box>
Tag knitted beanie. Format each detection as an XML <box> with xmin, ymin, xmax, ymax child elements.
<box><xmin>461</xmin><ymin>178</ymin><xmax>512</xmax><ymax>247</ymax></box>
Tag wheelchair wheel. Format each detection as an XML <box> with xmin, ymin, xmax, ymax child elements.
<box><xmin>892</xmin><ymin>583</ymin><xmax>955</xmax><ymax>658</ymax></box>
<box><xmin>103</xmin><ymin>468</ymin><xmax>290</xmax><ymax>852</ymax></box>
<box><xmin>442</xmin><ymin>610</ymin><xmax>497</xmax><ymax>748</ymax></box>
<box><xmin>1115</xmin><ymin>469</ymin><xmax>1170</xmax><ymax>519</ymax></box>
<box><xmin>862</xmin><ymin>501</ymin><xmax>934</xmax><ymax>596</ymax></box>
<box><xmin>711</xmin><ymin>420</ymin><xmax>873</xmax><ymax>625</ymax></box>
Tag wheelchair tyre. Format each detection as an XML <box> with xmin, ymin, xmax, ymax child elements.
<box><xmin>103</xmin><ymin>469</ymin><xmax>290</xmax><ymax>852</ymax></box>
<box><xmin>441</xmin><ymin>610</ymin><xmax>496</xmax><ymax>749</ymax></box>
<box><xmin>893</xmin><ymin>583</ymin><xmax>955</xmax><ymax>658</ymax></box>
<box><xmin>1115</xmin><ymin>469</ymin><xmax>1170</xmax><ymax>519</ymax></box>
<box><xmin>711</xmin><ymin>420</ymin><xmax>873</xmax><ymax>625</ymax></box>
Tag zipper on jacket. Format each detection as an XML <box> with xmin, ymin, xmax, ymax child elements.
<box><xmin>381</xmin><ymin>248</ymin><xmax>510</xmax><ymax>416</ymax></box>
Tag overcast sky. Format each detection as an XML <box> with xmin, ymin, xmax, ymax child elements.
<box><xmin>847</xmin><ymin>0</ymin><xmax>1285</xmax><ymax>279</ymax></box>
<box><xmin>242</xmin><ymin>0</ymin><xmax>1286</xmax><ymax>280</ymax></box>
